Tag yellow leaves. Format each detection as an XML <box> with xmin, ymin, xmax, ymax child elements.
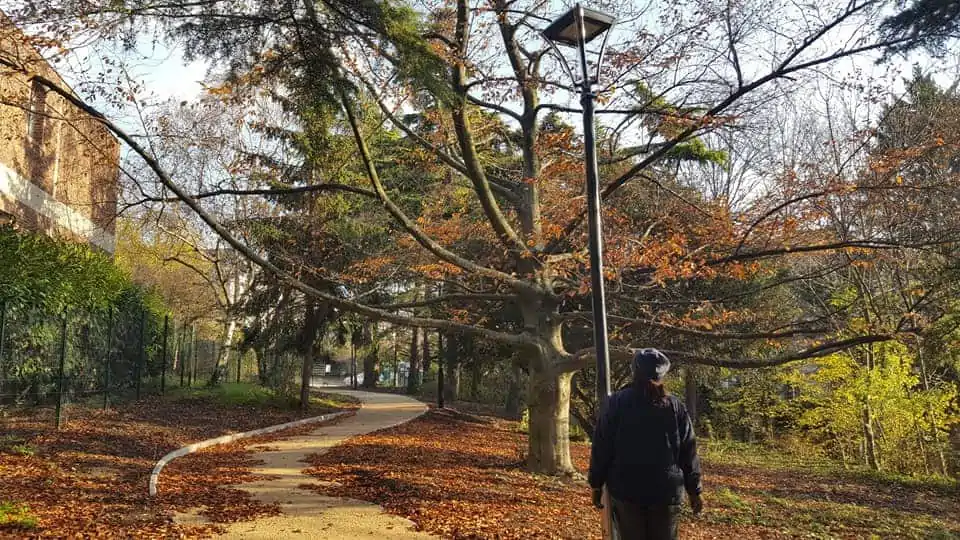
<box><xmin>413</xmin><ymin>262</ymin><xmax>463</xmax><ymax>279</ymax></box>
<box><xmin>345</xmin><ymin>255</ymin><xmax>396</xmax><ymax>283</ymax></box>
<box><xmin>205</xmin><ymin>82</ymin><xmax>234</xmax><ymax>96</ymax></box>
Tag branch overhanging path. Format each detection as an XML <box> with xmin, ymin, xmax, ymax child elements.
<box><xmin>0</xmin><ymin>57</ymin><xmax>534</xmax><ymax>347</ymax></box>
<box><xmin>0</xmin><ymin>19</ymin><xmax>917</xmax><ymax>369</ymax></box>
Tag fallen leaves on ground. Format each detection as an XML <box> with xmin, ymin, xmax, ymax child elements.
<box><xmin>302</xmin><ymin>408</ymin><xmax>960</xmax><ymax>540</ymax></box>
<box><xmin>157</xmin><ymin>415</ymin><xmax>355</xmax><ymax>531</ymax></box>
<box><xmin>303</xmin><ymin>408</ymin><xmax>599</xmax><ymax>539</ymax></box>
<box><xmin>0</xmin><ymin>393</ymin><xmax>356</xmax><ymax>538</ymax></box>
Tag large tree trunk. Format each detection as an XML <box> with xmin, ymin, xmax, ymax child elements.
<box><xmin>526</xmin><ymin>366</ymin><xmax>576</xmax><ymax>476</ymax></box>
<box><xmin>407</xmin><ymin>326</ymin><xmax>422</xmax><ymax>394</ymax></box>
<box><xmin>362</xmin><ymin>349</ymin><xmax>379</xmax><ymax>388</ymax></box>
<box><xmin>514</xmin><ymin>290</ymin><xmax>579</xmax><ymax>476</ymax></box>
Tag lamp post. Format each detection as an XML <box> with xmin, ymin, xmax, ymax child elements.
<box><xmin>543</xmin><ymin>5</ymin><xmax>615</xmax><ymax>406</ymax></box>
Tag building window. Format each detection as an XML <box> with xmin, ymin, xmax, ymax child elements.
<box><xmin>26</xmin><ymin>79</ymin><xmax>48</xmax><ymax>149</ymax></box>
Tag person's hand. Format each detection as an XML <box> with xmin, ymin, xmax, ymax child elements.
<box><xmin>591</xmin><ymin>488</ymin><xmax>603</xmax><ymax>509</ymax></box>
<box><xmin>690</xmin><ymin>493</ymin><xmax>703</xmax><ymax>515</ymax></box>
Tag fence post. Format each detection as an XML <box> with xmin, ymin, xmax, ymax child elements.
<box><xmin>351</xmin><ymin>341</ymin><xmax>357</xmax><ymax>389</ymax></box>
<box><xmin>160</xmin><ymin>314</ymin><xmax>169</xmax><ymax>395</ymax></box>
<box><xmin>212</xmin><ymin>342</ymin><xmax>219</xmax><ymax>386</ymax></box>
<box><xmin>55</xmin><ymin>315</ymin><xmax>68</xmax><ymax>429</ymax></box>
<box><xmin>0</xmin><ymin>300</ymin><xmax>6</xmax><ymax>399</ymax></box>
<box><xmin>104</xmin><ymin>310</ymin><xmax>114</xmax><ymax>410</ymax></box>
<box><xmin>191</xmin><ymin>324</ymin><xmax>198</xmax><ymax>386</ymax></box>
<box><xmin>180</xmin><ymin>322</ymin><xmax>187</xmax><ymax>387</ymax></box>
<box><xmin>136</xmin><ymin>309</ymin><xmax>146</xmax><ymax>400</ymax></box>
<box><xmin>187</xmin><ymin>325</ymin><xmax>193</xmax><ymax>387</ymax></box>
<box><xmin>0</xmin><ymin>300</ymin><xmax>7</xmax><ymax>369</ymax></box>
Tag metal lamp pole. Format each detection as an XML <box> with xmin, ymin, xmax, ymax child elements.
<box><xmin>543</xmin><ymin>7</ymin><xmax>616</xmax><ymax>538</ymax></box>
<box><xmin>576</xmin><ymin>11</ymin><xmax>611</xmax><ymax>405</ymax></box>
<box><xmin>543</xmin><ymin>4</ymin><xmax>615</xmax><ymax>404</ymax></box>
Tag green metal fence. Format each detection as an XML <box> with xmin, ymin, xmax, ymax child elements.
<box><xmin>0</xmin><ymin>300</ymin><xmax>231</xmax><ymax>426</ymax></box>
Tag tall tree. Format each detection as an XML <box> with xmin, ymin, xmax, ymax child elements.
<box><xmin>6</xmin><ymin>0</ymin><xmax>956</xmax><ymax>476</ymax></box>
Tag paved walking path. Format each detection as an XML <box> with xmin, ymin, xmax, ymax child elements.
<box><xmin>181</xmin><ymin>389</ymin><xmax>435</xmax><ymax>539</ymax></box>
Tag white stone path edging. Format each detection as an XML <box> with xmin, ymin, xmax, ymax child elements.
<box><xmin>148</xmin><ymin>411</ymin><xmax>351</xmax><ymax>497</ymax></box>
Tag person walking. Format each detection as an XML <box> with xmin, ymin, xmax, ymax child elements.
<box><xmin>589</xmin><ymin>348</ymin><xmax>703</xmax><ymax>540</ymax></box>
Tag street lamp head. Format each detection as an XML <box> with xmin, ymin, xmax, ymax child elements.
<box><xmin>542</xmin><ymin>5</ymin><xmax>615</xmax><ymax>47</ymax></box>
<box><xmin>542</xmin><ymin>4</ymin><xmax>616</xmax><ymax>89</ymax></box>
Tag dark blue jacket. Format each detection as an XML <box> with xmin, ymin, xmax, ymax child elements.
<box><xmin>588</xmin><ymin>388</ymin><xmax>702</xmax><ymax>505</ymax></box>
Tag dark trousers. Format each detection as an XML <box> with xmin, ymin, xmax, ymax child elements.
<box><xmin>610</xmin><ymin>497</ymin><xmax>680</xmax><ymax>540</ymax></box>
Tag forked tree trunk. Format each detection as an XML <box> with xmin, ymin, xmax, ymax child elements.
<box><xmin>526</xmin><ymin>367</ymin><xmax>576</xmax><ymax>475</ymax></box>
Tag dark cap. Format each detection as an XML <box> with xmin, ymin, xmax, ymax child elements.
<box><xmin>632</xmin><ymin>348</ymin><xmax>671</xmax><ymax>382</ymax></box>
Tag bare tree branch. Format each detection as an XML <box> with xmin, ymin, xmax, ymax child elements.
<box><xmin>3</xmin><ymin>57</ymin><xmax>535</xmax><ymax>345</ymax></box>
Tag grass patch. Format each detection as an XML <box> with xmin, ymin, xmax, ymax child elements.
<box><xmin>712</xmin><ymin>487</ymin><xmax>751</xmax><ymax>511</ymax></box>
<box><xmin>312</xmin><ymin>392</ymin><xmax>361</xmax><ymax>410</ymax></box>
<box><xmin>0</xmin><ymin>435</ymin><xmax>36</xmax><ymax>456</ymax></box>
<box><xmin>0</xmin><ymin>501</ymin><xmax>37</xmax><ymax>530</ymax></box>
<box><xmin>168</xmin><ymin>383</ymin><xmax>281</xmax><ymax>407</ymax></box>
<box><xmin>702</xmin><ymin>438</ymin><xmax>956</xmax><ymax>493</ymax></box>
<box><xmin>167</xmin><ymin>383</ymin><xmax>360</xmax><ymax>411</ymax></box>
<box><xmin>699</xmin><ymin>438</ymin><xmax>959</xmax><ymax>538</ymax></box>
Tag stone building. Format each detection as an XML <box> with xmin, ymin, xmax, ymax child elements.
<box><xmin>0</xmin><ymin>17</ymin><xmax>119</xmax><ymax>253</ymax></box>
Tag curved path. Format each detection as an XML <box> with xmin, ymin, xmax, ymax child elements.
<box><xmin>181</xmin><ymin>389</ymin><xmax>435</xmax><ymax>539</ymax></box>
